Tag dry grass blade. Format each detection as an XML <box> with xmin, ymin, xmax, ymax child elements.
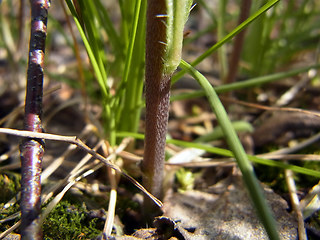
<box><xmin>103</xmin><ymin>168</ymin><xmax>117</xmax><ymax>237</ymax></box>
<box><xmin>258</xmin><ymin>154</ymin><xmax>320</xmax><ymax>161</ymax></box>
<box><xmin>0</xmin><ymin>221</ymin><xmax>21</xmax><ymax>239</ymax></box>
<box><xmin>285</xmin><ymin>169</ymin><xmax>307</xmax><ymax>240</ymax></box>
<box><xmin>0</xmin><ymin>212</ymin><xmax>20</xmax><ymax>224</ymax></box>
<box><xmin>0</xmin><ymin>128</ymin><xmax>163</xmax><ymax>208</ymax></box>
<box><xmin>41</xmin><ymin>141</ymin><xmax>104</xmax><ymax>204</ymax></box>
<box><xmin>41</xmin><ymin>124</ymin><xmax>94</xmax><ymax>181</ymax></box>
<box><xmin>221</xmin><ymin>96</ymin><xmax>320</xmax><ymax>118</ymax></box>
<box><xmin>101</xmin><ymin>141</ymin><xmax>118</xmax><ymax>237</ymax></box>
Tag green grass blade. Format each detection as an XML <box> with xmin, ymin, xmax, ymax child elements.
<box><xmin>168</xmin><ymin>139</ymin><xmax>320</xmax><ymax>178</ymax></box>
<box><xmin>77</xmin><ymin>0</ymin><xmax>108</xmax><ymax>86</ymax></box>
<box><xmin>171</xmin><ymin>63</ymin><xmax>320</xmax><ymax>102</ymax></box>
<box><xmin>115</xmin><ymin>0</ymin><xmax>146</xmax><ymax>135</ymax></box>
<box><xmin>116</xmin><ymin>131</ymin><xmax>320</xmax><ymax>178</ymax></box>
<box><xmin>118</xmin><ymin>0</ymin><xmax>135</xmax><ymax>47</ymax></box>
<box><xmin>172</xmin><ymin>0</ymin><xmax>280</xmax><ymax>84</ymax></box>
<box><xmin>117</xmin><ymin>0</ymin><xmax>142</xmax><ymax>92</ymax></box>
<box><xmin>65</xmin><ymin>0</ymin><xmax>108</xmax><ymax>97</ymax></box>
<box><xmin>179</xmin><ymin>59</ymin><xmax>280</xmax><ymax>240</ymax></box>
<box><xmin>195</xmin><ymin>121</ymin><xmax>253</xmax><ymax>143</ymax></box>
<box><xmin>93</xmin><ymin>0</ymin><xmax>123</xmax><ymax>57</ymax></box>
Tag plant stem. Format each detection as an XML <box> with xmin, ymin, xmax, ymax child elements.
<box><xmin>19</xmin><ymin>0</ymin><xmax>50</xmax><ymax>239</ymax></box>
<box><xmin>172</xmin><ymin>0</ymin><xmax>280</xmax><ymax>84</ymax></box>
<box><xmin>142</xmin><ymin>0</ymin><xmax>169</xmax><ymax>217</ymax></box>
<box><xmin>224</xmin><ymin>0</ymin><xmax>251</xmax><ymax>85</ymax></box>
<box><xmin>180</xmin><ymin>59</ymin><xmax>280</xmax><ymax>240</ymax></box>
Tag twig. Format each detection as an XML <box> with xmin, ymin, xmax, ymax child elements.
<box><xmin>19</xmin><ymin>0</ymin><xmax>50</xmax><ymax>238</ymax></box>
<box><xmin>0</xmin><ymin>128</ymin><xmax>163</xmax><ymax>208</ymax></box>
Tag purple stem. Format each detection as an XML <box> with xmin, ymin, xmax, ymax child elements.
<box><xmin>19</xmin><ymin>0</ymin><xmax>50</xmax><ymax>239</ymax></box>
<box><xmin>142</xmin><ymin>0</ymin><xmax>169</xmax><ymax>219</ymax></box>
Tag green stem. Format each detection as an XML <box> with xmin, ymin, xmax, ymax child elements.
<box><xmin>180</xmin><ymin>59</ymin><xmax>280</xmax><ymax>240</ymax></box>
<box><xmin>172</xmin><ymin>0</ymin><xmax>280</xmax><ymax>84</ymax></box>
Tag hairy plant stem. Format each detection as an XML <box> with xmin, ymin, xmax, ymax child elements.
<box><xmin>142</xmin><ymin>0</ymin><xmax>169</xmax><ymax>218</ymax></box>
<box><xmin>19</xmin><ymin>0</ymin><xmax>50</xmax><ymax>239</ymax></box>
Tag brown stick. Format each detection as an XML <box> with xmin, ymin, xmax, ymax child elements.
<box><xmin>19</xmin><ymin>1</ymin><xmax>50</xmax><ymax>238</ymax></box>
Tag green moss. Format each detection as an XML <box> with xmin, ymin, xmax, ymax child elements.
<box><xmin>43</xmin><ymin>200</ymin><xmax>103</xmax><ymax>240</ymax></box>
<box><xmin>0</xmin><ymin>173</ymin><xmax>21</xmax><ymax>203</ymax></box>
<box><xmin>255</xmin><ymin>165</ymin><xmax>288</xmax><ymax>192</ymax></box>
<box><xmin>0</xmin><ymin>203</ymin><xmax>20</xmax><ymax>232</ymax></box>
<box><xmin>0</xmin><ymin>173</ymin><xmax>21</xmax><ymax>233</ymax></box>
